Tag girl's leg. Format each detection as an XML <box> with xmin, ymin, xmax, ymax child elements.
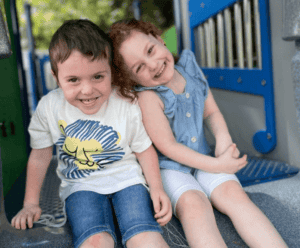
<box><xmin>211</xmin><ymin>181</ymin><xmax>288</xmax><ymax>248</ymax></box>
<box><xmin>161</xmin><ymin>169</ymin><xmax>227</xmax><ymax>248</ymax></box>
<box><xmin>176</xmin><ymin>190</ymin><xmax>227</xmax><ymax>248</ymax></box>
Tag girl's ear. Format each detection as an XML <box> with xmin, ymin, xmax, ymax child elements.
<box><xmin>51</xmin><ymin>70</ymin><xmax>60</xmax><ymax>87</ymax></box>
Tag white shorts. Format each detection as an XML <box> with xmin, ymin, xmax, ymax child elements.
<box><xmin>160</xmin><ymin>169</ymin><xmax>240</xmax><ymax>216</ymax></box>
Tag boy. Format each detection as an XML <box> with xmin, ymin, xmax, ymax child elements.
<box><xmin>11</xmin><ymin>19</ymin><xmax>171</xmax><ymax>248</ymax></box>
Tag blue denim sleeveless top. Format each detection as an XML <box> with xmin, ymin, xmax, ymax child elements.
<box><xmin>135</xmin><ymin>49</ymin><xmax>211</xmax><ymax>173</ymax></box>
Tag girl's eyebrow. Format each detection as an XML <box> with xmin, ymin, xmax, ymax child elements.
<box><xmin>130</xmin><ymin>41</ymin><xmax>151</xmax><ymax>70</ymax></box>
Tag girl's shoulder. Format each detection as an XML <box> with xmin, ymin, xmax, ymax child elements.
<box><xmin>137</xmin><ymin>90</ymin><xmax>164</xmax><ymax>110</ymax></box>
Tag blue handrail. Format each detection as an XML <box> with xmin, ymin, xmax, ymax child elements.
<box><xmin>176</xmin><ymin>0</ymin><xmax>276</xmax><ymax>154</ymax></box>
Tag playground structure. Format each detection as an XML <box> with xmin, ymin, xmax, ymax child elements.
<box><xmin>0</xmin><ymin>0</ymin><xmax>300</xmax><ymax>247</ymax></box>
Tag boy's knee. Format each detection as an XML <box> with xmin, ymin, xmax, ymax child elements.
<box><xmin>126</xmin><ymin>232</ymin><xmax>169</xmax><ymax>248</ymax></box>
<box><xmin>80</xmin><ymin>232</ymin><xmax>114</xmax><ymax>248</ymax></box>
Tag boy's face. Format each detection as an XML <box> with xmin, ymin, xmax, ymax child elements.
<box><xmin>53</xmin><ymin>50</ymin><xmax>112</xmax><ymax>115</ymax></box>
<box><xmin>119</xmin><ymin>31</ymin><xmax>175</xmax><ymax>88</ymax></box>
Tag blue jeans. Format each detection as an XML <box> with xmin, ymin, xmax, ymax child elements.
<box><xmin>65</xmin><ymin>184</ymin><xmax>163</xmax><ymax>248</ymax></box>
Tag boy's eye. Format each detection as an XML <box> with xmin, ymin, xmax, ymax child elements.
<box><xmin>68</xmin><ymin>78</ymin><xmax>78</xmax><ymax>83</ymax></box>
<box><xmin>95</xmin><ymin>75</ymin><xmax>103</xmax><ymax>80</ymax></box>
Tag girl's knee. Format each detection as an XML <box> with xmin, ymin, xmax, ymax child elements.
<box><xmin>80</xmin><ymin>232</ymin><xmax>114</xmax><ymax>248</ymax></box>
<box><xmin>211</xmin><ymin>181</ymin><xmax>251</xmax><ymax>214</ymax></box>
<box><xmin>176</xmin><ymin>190</ymin><xmax>212</xmax><ymax>217</ymax></box>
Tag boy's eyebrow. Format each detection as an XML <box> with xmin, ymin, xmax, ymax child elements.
<box><xmin>63</xmin><ymin>70</ymin><xmax>109</xmax><ymax>78</ymax></box>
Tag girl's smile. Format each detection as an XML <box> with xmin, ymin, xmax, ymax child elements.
<box><xmin>119</xmin><ymin>31</ymin><xmax>176</xmax><ymax>88</ymax></box>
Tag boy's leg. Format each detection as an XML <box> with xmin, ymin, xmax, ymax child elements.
<box><xmin>210</xmin><ymin>180</ymin><xmax>288</xmax><ymax>248</ymax></box>
<box><xmin>161</xmin><ymin>169</ymin><xmax>227</xmax><ymax>248</ymax></box>
<box><xmin>65</xmin><ymin>191</ymin><xmax>116</xmax><ymax>248</ymax></box>
<box><xmin>112</xmin><ymin>184</ymin><xmax>169</xmax><ymax>248</ymax></box>
<box><xmin>80</xmin><ymin>232</ymin><xmax>114</xmax><ymax>248</ymax></box>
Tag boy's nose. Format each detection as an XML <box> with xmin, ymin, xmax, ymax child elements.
<box><xmin>81</xmin><ymin>81</ymin><xmax>93</xmax><ymax>95</ymax></box>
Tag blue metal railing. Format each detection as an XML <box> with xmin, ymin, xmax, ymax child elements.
<box><xmin>175</xmin><ymin>0</ymin><xmax>276</xmax><ymax>154</ymax></box>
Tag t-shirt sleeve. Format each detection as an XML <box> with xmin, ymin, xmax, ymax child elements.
<box><xmin>128</xmin><ymin>101</ymin><xmax>152</xmax><ymax>153</ymax></box>
<box><xmin>28</xmin><ymin>96</ymin><xmax>54</xmax><ymax>149</ymax></box>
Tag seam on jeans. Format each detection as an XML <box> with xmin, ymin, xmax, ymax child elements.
<box><xmin>122</xmin><ymin>224</ymin><xmax>161</xmax><ymax>238</ymax></box>
<box><xmin>75</xmin><ymin>225</ymin><xmax>114</xmax><ymax>247</ymax></box>
<box><xmin>123</xmin><ymin>225</ymin><xmax>162</xmax><ymax>247</ymax></box>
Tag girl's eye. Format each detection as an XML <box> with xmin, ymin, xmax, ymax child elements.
<box><xmin>148</xmin><ymin>46</ymin><xmax>154</xmax><ymax>55</ymax></box>
<box><xmin>136</xmin><ymin>64</ymin><xmax>143</xmax><ymax>74</ymax></box>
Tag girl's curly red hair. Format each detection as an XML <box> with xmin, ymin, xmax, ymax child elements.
<box><xmin>109</xmin><ymin>18</ymin><xmax>163</xmax><ymax>101</ymax></box>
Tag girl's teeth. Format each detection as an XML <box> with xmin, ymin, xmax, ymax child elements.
<box><xmin>156</xmin><ymin>63</ymin><xmax>165</xmax><ymax>77</ymax></box>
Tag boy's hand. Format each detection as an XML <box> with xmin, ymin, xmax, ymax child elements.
<box><xmin>150</xmin><ymin>188</ymin><xmax>172</xmax><ymax>226</ymax></box>
<box><xmin>216</xmin><ymin>144</ymin><xmax>248</xmax><ymax>174</ymax></box>
<box><xmin>11</xmin><ymin>203</ymin><xmax>42</xmax><ymax>230</ymax></box>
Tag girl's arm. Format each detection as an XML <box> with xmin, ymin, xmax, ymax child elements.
<box><xmin>138</xmin><ymin>90</ymin><xmax>247</xmax><ymax>174</ymax></box>
<box><xmin>203</xmin><ymin>89</ymin><xmax>240</xmax><ymax>158</ymax></box>
<box><xmin>11</xmin><ymin>146</ymin><xmax>53</xmax><ymax>229</ymax></box>
<box><xmin>135</xmin><ymin>145</ymin><xmax>172</xmax><ymax>226</ymax></box>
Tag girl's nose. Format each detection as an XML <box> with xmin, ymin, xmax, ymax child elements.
<box><xmin>147</xmin><ymin>59</ymin><xmax>157</xmax><ymax>71</ymax></box>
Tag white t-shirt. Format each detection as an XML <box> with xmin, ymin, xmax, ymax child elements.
<box><xmin>29</xmin><ymin>88</ymin><xmax>151</xmax><ymax>201</ymax></box>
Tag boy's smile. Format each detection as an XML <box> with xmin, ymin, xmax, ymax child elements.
<box><xmin>119</xmin><ymin>31</ymin><xmax>175</xmax><ymax>88</ymax></box>
<box><xmin>53</xmin><ymin>50</ymin><xmax>112</xmax><ymax>115</ymax></box>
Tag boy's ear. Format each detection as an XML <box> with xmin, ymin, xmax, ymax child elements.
<box><xmin>51</xmin><ymin>70</ymin><xmax>60</xmax><ymax>87</ymax></box>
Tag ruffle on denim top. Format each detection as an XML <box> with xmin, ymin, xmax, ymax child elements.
<box><xmin>135</xmin><ymin>49</ymin><xmax>210</xmax><ymax>173</ymax></box>
<box><xmin>135</xmin><ymin>50</ymin><xmax>208</xmax><ymax>118</ymax></box>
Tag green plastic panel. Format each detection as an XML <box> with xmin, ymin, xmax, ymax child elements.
<box><xmin>0</xmin><ymin>0</ymin><xmax>28</xmax><ymax>197</ymax></box>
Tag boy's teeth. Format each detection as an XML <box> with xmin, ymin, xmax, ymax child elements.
<box><xmin>81</xmin><ymin>98</ymin><xmax>97</xmax><ymax>103</ymax></box>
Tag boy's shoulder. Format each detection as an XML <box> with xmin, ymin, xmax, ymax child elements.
<box><xmin>110</xmin><ymin>87</ymin><xmax>138</xmax><ymax>106</ymax></box>
<box><xmin>36</xmin><ymin>88</ymin><xmax>64</xmax><ymax>111</ymax></box>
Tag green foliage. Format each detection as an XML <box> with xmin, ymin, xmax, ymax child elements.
<box><xmin>16</xmin><ymin>0</ymin><xmax>174</xmax><ymax>50</ymax></box>
<box><xmin>16</xmin><ymin>0</ymin><xmax>134</xmax><ymax>49</ymax></box>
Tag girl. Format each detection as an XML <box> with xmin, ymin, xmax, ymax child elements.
<box><xmin>109</xmin><ymin>19</ymin><xmax>287</xmax><ymax>248</ymax></box>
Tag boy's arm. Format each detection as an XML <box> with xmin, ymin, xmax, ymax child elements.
<box><xmin>11</xmin><ymin>146</ymin><xmax>53</xmax><ymax>229</ymax></box>
<box><xmin>138</xmin><ymin>90</ymin><xmax>247</xmax><ymax>174</ymax></box>
<box><xmin>135</xmin><ymin>145</ymin><xmax>172</xmax><ymax>226</ymax></box>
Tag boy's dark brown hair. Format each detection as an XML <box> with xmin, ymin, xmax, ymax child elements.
<box><xmin>49</xmin><ymin>19</ymin><xmax>112</xmax><ymax>79</ymax></box>
<box><xmin>109</xmin><ymin>18</ymin><xmax>163</xmax><ymax>101</ymax></box>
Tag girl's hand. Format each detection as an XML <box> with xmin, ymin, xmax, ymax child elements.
<box><xmin>216</xmin><ymin>144</ymin><xmax>247</xmax><ymax>174</ymax></box>
<box><xmin>11</xmin><ymin>203</ymin><xmax>42</xmax><ymax>230</ymax></box>
<box><xmin>150</xmin><ymin>188</ymin><xmax>172</xmax><ymax>226</ymax></box>
<box><xmin>214</xmin><ymin>136</ymin><xmax>240</xmax><ymax>159</ymax></box>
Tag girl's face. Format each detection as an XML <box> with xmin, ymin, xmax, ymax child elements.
<box><xmin>54</xmin><ymin>50</ymin><xmax>112</xmax><ymax>115</ymax></box>
<box><xmin>119</xmin><ymin>31</ymin><xmax>175</xmax><ymax>88</ymax></box>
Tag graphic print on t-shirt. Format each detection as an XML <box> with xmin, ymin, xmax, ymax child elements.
<box><xmin>56</xmin><ymin>119</ymin><xmax>125</xmax><ymax>179</ymax></box>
